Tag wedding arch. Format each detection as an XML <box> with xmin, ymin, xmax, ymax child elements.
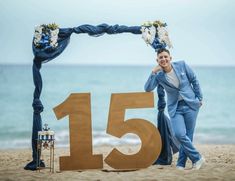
<box><xmin>24</xmin><ymin>21</ymin><xmax>178</xmax><ymax>170</ymax></box>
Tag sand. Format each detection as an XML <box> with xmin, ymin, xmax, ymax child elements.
<box><xmin>0</xmin><ymin>144</ymin><xmax>235</xmax><ymax>181</ymax></box>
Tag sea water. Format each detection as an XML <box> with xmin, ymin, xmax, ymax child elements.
<box><xmin>0</xmin><ymin>64</ymin><xmax>235</xmax><ymax>149</ymax></box>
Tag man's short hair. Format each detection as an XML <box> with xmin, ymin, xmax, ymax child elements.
<box><xmin>157</xmin><ymin>48</ymin><xmax>170</xmax><ymax>55</ymax></box>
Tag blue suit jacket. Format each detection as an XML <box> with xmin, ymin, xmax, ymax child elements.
<box><xmin>145</xmin><ymin>61</ymin><xmax>203</xmax><ymax>117</ymax></box>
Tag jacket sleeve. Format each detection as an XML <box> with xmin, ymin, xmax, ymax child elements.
<box><xmin>144</xmin><ymin>72</ymin><xmax>159</xmax><ymax>92</ymax></box>
<box><xmin>184</xmin><ymin>61</ymin><xmax>203</xmax><ymax>101</ymax></box>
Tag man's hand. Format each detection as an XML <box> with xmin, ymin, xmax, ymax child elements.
<box><xmin>152</xmin><ymin>65</ymin><xmax>162</xmax><ymax>74</ymax></box>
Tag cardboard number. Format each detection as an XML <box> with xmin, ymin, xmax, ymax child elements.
<box><xmin>53</xmin><ymin>92</ymin><xmax>162</xmax><ymax>171</ymax></box>
<box><xmin>104</xmin><ymin>92</ymin><xmax>162</xmax><ymax>169</ymax></box>
<box><xmin>53</xmin><ymin>93</ymin><xmax>103</xmax><ymax>171</ymax></box>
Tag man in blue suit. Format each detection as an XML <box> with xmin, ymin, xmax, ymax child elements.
<box><xmin>145</xmin><ymin>48</ymin><xmax>205</xmax><ymax>170</ymax></box>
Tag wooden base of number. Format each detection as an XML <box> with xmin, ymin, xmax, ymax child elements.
<box><xmin>60</xmin><ymin>155</ymin><xmax>103</xmax><ymax>170</ymax></box>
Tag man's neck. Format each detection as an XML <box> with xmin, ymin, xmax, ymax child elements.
<box><xmin>163</xmin><ymin>64</ymin><xmax>172</xmax><ymax>73</ymax></box>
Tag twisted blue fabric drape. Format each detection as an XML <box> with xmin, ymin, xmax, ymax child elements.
<box><xmin>24</xmin><ymin>24</ymin><xmax>172</xmax><ymax>170</ymax></box>
<box><xmin>33</xmin><ymin>24</ymin><xmax>142</xmax><ymax>63</ymax></box>
<box><xmin>25</xmin><ymin>24</ymin><xmax>144</xmax><ymax>170</ymax></box>
<box><xmin>153</xmin><ymin>85</ymin><xmax>180</xmax><ymax>165</ymax></box>
<box><xmin>24</xmin><ymin>60</ymin><xmax>45</xmax><ymax>170</ymax></box>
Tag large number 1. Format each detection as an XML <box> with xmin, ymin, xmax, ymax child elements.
<box><xmin>53</xmin><ymin>93</ymin><xmax>103</xmax><ymax>170</ymax></box>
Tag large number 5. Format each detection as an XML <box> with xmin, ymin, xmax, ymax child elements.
<box><xmin>105</xmin><ymin>92</ymin><xmax>162</xmax><ymax>169</ymax></box>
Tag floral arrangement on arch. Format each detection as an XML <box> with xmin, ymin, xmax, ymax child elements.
<box><xmin>32</xmin><ymin>20</ymin><xmax>172</xmax><ymax>52</ymax></box>
<box><xmin>33</xmin><ymin>23</ymin><xmax>59</xmax><ymax>50</ymax></box>
<box><xmin>141</xmin><ymin>20</ymin><xmax>173</xmax><ymax>50</ymax></box>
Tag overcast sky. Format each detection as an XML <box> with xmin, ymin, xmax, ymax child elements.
<box><xmin>0</xmin><ymin>0</ymin><xmax>234</xmax><ymax>66</ymax></box>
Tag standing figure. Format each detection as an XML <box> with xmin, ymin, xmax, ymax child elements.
<box><xmin>144</xmin><ymin>48</ymin><xmax>205</xmax><ymax>170</ymax></box>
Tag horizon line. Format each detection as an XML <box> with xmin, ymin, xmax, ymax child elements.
<box><xmin>1</xmin><ymin>63</ymin><xmax>235</xmax><ymax>68</ymax></box>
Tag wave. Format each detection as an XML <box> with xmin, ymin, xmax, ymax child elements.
<box><xmin>1</xmin><ymin>129</ymin><xmax>235</xmax><ymax>149</ymax></box>
<box><xmin>0</xmin><ymin>130</ymin><xmax>141</xmax><ymax>149</ymax></box>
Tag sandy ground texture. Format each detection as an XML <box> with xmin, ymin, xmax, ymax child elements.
<box><xmin>0</xmin><ymin>144</ymin><xmax>235</xmax><ymax>181</ymax></box>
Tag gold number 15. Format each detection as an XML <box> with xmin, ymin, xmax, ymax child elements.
<box><xmin>53</xmin><ymin>92</ymin><xmax>162</xmax><ymax>171</ymax></box>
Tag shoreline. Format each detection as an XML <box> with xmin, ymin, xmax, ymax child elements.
<box><xmin>0</xmin><ymin>144</ymin><xmax>235</xmax><ymax>180</ymax></box>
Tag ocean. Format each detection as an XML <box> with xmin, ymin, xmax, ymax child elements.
<box><xmin>0</xmin><ymin>64</ymin><xmax>235</xmax><ymax>149</ymax></box>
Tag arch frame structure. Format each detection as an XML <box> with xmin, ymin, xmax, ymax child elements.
<box><xmin>24</xmin><ymin>22</ymin><xmax>177</xmax><ymax>171</ymax></box>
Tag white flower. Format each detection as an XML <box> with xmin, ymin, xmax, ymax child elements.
<box><xmin>34</xmin><ymin>33</ymin><xmax>41</xmax><ymax>40</ymax></box>
<box><xmin>35</xmin><ymin>25</ymin><xmax>43</xmax><ymax>34</ymax></box>
<box><xmin>33</xmin><ymin>26</ymin><xmax>43</xmax><ymax>45</ymax></box>
<box><xmin>50</xmin><ymin>29</ymin><xmax>59</xmax><ymax>36</ymax></box>
<box><xmin>50</xmin><ymin>37</ymin><xmax>57</xmax><ymax>42</ymax></box>
<box><xmin>141</xmin><ymin>26</ymin><xmax>156</xmax><ymax>45</ymax></box>
<box><xmin>33</xmin><ymin>32</ymin><xmax>41</xmax><ymax>46</ymax></box>
<box><xmin>50</xmin><ymin>28</ymin><xmax>59</xmax><ymax>48</ymax></box>
<box><xmin>157</xmin><ymin>26</ymin><xmax>173</xmax><ymax>48</ymax></box>
<box><xmin>34</xmin><ymin>39</ymin><xmax>39</xmax><ymax>45</ymax></box>
<box><xmin>50</xmin><ymin>41</ymin><xmax>58</xmax><ymax>48</ymax></box>
<box><xmin>33</xmin><ymin>24</ymin><xmax>59</xmax><ymax>48</ymax></box>
<box><xmin>50</xmin><ymin>38</ymin><xmax>57</xmax><ymax>43</ymax></box>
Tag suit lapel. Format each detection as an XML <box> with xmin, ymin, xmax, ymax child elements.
<box><xmin>158</xmin><ymin>71</ymin><xmax>177</xmax><ymax>89</ymax></box>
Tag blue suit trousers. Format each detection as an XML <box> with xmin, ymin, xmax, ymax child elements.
<box><xmin>170</xmin><ymin>100</ymin><xmax>201</xmax><ymax>167</ymax></box>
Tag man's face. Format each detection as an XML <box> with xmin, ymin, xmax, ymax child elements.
<box><xmin>157</xmin><ymin>51</ymin><xmax>172</xmax><ymax>68</ymax></box>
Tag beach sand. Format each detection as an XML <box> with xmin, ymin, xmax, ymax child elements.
<box><xmin>0</xmin><ymin>144</ymin><xmax>235</xmax><ymax>181</ymax></box>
